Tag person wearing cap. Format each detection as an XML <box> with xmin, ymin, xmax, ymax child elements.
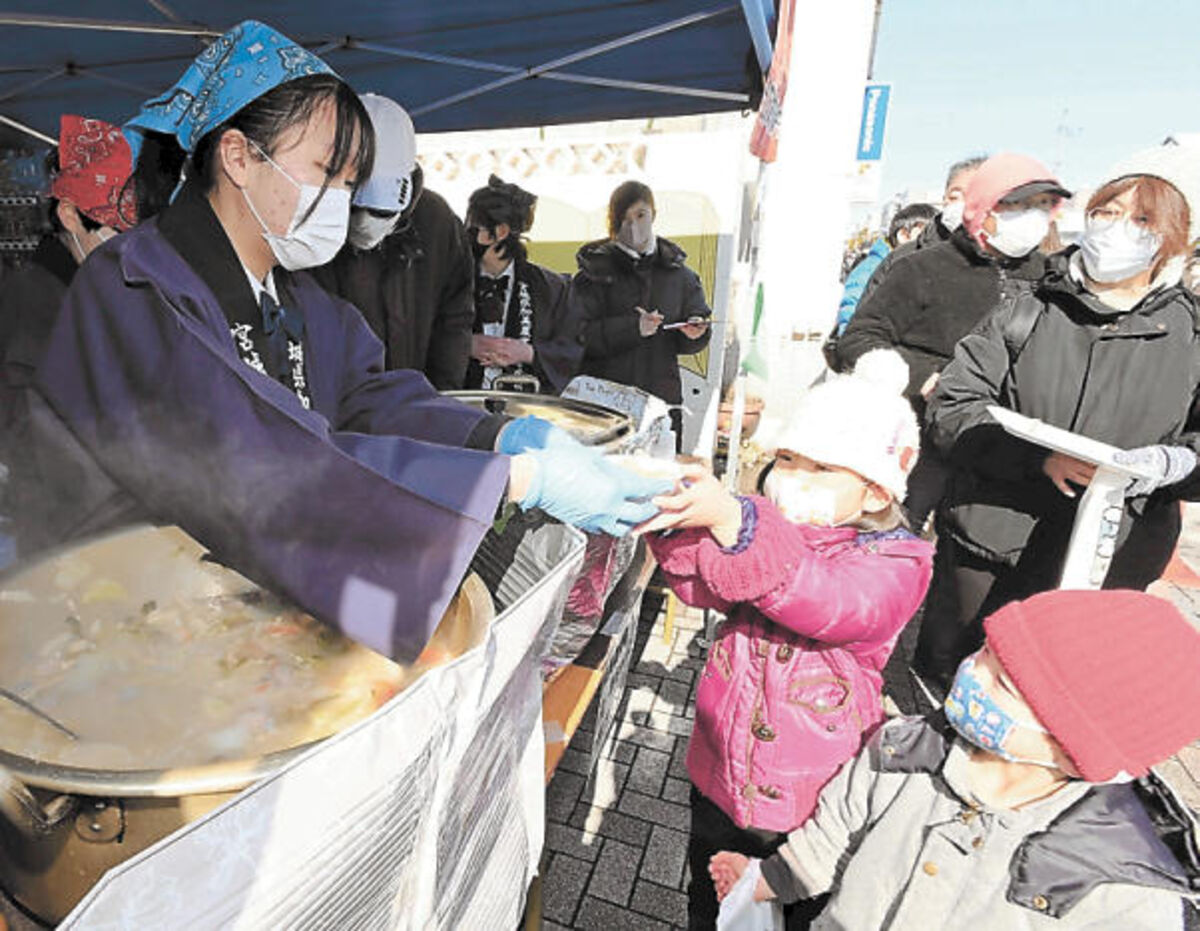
<box><xmin>837</xmin><ymin>154</ymin><xmax>1069</xmax><ymax>539</ymax></box>
<box><xmin>919</xmin><ymin>146</ymin><xmax>1200</xmax><ymax>692</ymax></box>
<box><xmin>837</xmin><ymin>153</ymin><xmax>1068</xmax><ymax>420</ymax></box>
<box><xmin>845</xmin><ymin>156</ymin><xmax>989</xmax><ymax>325</ymax></box>
<box><xmin>639</xmin><ymin>349</ymin><xmax>933</xmax><ymax>930</ymax></box>
<box><xmin>19</xmin><ymin>21</ymin><xmax>669</xmax><ymax>662</ymax></box>
<box><xmin>0</xmin><ymin>115</ymin><xmax>136</xmax><ymax>559</ymax></box>
<box><xmin>709</xmin><ymin>589</ymin><xmax>1200</xmax><ymax>929</ymax></box>
<box><xmin>311</xmin><ymin>93</ymin><xmax>475</xmax><ymax>389</ymax></box>
<box><xmin>463</xmin><ymin>174</ymin><xmax>584</xmax><ymax>394</ymax></box>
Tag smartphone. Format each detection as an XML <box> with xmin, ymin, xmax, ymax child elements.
<box><xmin>661</xmin><ymin>317</ymin><xmax>708</xmax><ymax>331</ymax></box>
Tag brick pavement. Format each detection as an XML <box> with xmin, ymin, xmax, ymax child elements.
<box><xmin>540</xmin><ymin>589</ymin><xmax>701</xmax><ymax>930</ymax></box>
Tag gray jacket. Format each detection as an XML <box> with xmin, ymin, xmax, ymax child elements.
<box><xmin>761</xmin><ymin>716</ymin><xmax>1197</xmax><ymax>929</ymax></box>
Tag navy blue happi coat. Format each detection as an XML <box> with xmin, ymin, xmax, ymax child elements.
<box><xmin>28</xmin><ymin>186</ymin><xmax>510</xmax><ymax>660</ymax></box>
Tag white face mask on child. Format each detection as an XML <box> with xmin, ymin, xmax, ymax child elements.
<box><xmin>763</xmin><ymin>470</ymin><xmax>857</xmax><ymax>527</ymax></box>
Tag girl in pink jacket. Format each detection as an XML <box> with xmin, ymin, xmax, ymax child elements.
<box><xmin>641</xmin><ymin>350</ymin><xmax>934</xmax><ymax>929</ymax></box>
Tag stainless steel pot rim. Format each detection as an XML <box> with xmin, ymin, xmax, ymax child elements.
<box><xmin>443</xmin><ymin>391</ymin><xmax>634</xmax><ymax>446</ymax></box>
<box><xmin>0</xmin><ymin>740</ymin><xmax>316</xmax><ymax>798</ymax></box>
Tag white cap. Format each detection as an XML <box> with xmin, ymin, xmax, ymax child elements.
<box><xmin>773</xmin><ymin>349</ymin><xmax>920</xmax><ymax>499</ymax></box>
<box><xmin>353</xmin><ymin>93</ymin><xmax>418</xmax><ymax>212</ymax></box>
<box><xmin>1104</xmin><ymin>144</ymin><xmax>1200</xmax><ymax>242</ymax></box>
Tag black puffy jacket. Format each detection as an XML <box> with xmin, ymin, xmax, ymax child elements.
<box><xmin>573</xmin><ymin>237</ymin><xmax>710</xmax><ymax>404</ymax></box>
<box><xmin>928</xmin><ymin>250</ymin><xmax>1200</xmax><ymax>586</ymax></box>
<box><xmin>312</xmin><ymin>189</ymin><xmax>474</xmax><ymax>389</ymax></box>
<box><xmin>838</xmin><ymin>228</ymin><xmax>1045</xmax><ymax>419</ymax></box>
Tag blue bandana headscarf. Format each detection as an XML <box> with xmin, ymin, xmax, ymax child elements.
<box><xmin>123</xmin><ymin>20</ymin><xmax>335</xmax><ymax>161</ymax></box>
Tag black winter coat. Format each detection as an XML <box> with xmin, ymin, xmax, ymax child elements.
<box><xmin>464</xmin><ymin>256</ymin><xmax>585</xmax><ymax>394</ymax></box>
<box><xmin>312</xmin><ymin>189</ymin><xmax>474</xmax><ymax>389</ymax></box>
<box><xmin>574</xmin><ymin>237</ymin><xmax>711</xmax><ymax>405</ymax></box>
<box><xmin>0</xmin><ymin>236</ymin><xmax>77</xmax><ymax>554</ymax></box>
<box><xmin>837</xmin><ymin>228</ymin><xmax>1045</xmax><ymax>419</ymax></box>
<box><xmin>928</xmin><ymin>251</ymin><xmax>1200</xmax><ymax>587</ymax></box>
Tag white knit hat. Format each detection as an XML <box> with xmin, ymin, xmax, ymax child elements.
<box><xmin>1103</xmin><ymin>144</ymin><xmax>1200</xmax><ymax>242</ymax></box>
<box><xmin>773</xmin><ymin>350</ymin><xmax>920</xmax><ymax>499</ymax></box>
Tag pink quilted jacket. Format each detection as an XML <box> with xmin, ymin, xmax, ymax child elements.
<box><xmin>648</xmin><ymin>497</ymin><xmax>932</xmax><ymax>832</ymax></box>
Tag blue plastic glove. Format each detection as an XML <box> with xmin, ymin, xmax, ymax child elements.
<box><xmin>520</xmin><ymin>444</ymin><xmax>673</xmax><ymax>536</ymax></box>
<box><xmin>496</xmin><ymin>415</ymin><xmax>562</xmax><ymax>455</ymax></box>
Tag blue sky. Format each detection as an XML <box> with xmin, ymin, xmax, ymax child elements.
<box><xmin>872</xmin><ymin>0</ymin><xmax>1199</xmax><ymax>200</ymax></box>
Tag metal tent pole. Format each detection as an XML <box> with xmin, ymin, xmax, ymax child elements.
<box><xmin>0</xmin><ymin>12</ymin><xmax>222</xmax><ymax>37</ymax></box>
<box><xmin>411</xmin><ymin>4</ymin><xmax>740</xmax><ymax>116</ymax></box>
<box><xmin>347</xmin><ymin>39</ymin><xmax>749</xmax><ymax>104</ymax></box>
<box><xmin>0</xmin><ymin>112</ymin><xmax>55</xmax><ymax>145</ymax></box>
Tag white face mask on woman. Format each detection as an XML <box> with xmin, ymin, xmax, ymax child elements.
<box><xmin>242</xmin><ymin>141</ymin><xmax>350</xmax><ymax>270</ymax></box>
<box><xmin>1080</xmin><ymin>216</ymin><xmax>1162</xmax><ymax>283</ymax></box>
<box><xmin>986</xmin><ymin>207</ymin><xmax>1050</xmax><ymax>258</ymax></box>
<box><xmin>619</xmin><ymin>215</ymin><xmax>654</xmax><ymax>254</ymax></box>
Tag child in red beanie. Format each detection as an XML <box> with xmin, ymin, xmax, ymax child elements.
<box><xmin>709</xmin><ymin>589</ymin><xmax>1200</xmax><ymax>930</ymax></box>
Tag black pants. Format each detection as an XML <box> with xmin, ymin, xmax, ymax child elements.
<box><xmin>688</xmin><ymin>786</ymin><xmax>827</xmax><ymax>931</ymax></box>
<box><xmin>912</xmin><ymin>506</ymin><xmax>1180</xmax><ymax>693</ymax></box>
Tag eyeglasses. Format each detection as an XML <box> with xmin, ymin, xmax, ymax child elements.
<box><xmin>1086</xmin><ymin>205</ymin><xmax>1152</xmax><ymax>229</ymax></box>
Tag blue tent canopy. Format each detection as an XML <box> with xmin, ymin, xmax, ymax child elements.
<box><xmin>0</xmin><ymin>1</ymin><xmax>768</xmax><ymax>146</ymax></box>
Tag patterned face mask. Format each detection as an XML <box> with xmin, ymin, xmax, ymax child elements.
<box><xmin>944</xmin><ymin>654</ymin><xmax>1056</xmax><ymax>767</ymax></box>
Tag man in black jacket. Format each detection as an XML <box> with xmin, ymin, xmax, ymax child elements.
<box><xmin>836</xmin><ymin>154</ymin><xmax>1067</xmax><ymax>529</ymax></box>
<box><xmin>312</xmin><ymin>94</ymin><xmax>474</xmax><ymax>389</ymax></box>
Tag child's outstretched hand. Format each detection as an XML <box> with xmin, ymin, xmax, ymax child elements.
<box><xmin>633</xmin><ymin>464</ymin><xmax>743</xmax><ymax>545</ymax></box>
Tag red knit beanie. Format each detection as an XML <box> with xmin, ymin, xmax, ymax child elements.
<box><xmin>962</xmin><ymin>152</ymin><xmax>1064</xmax><ymax>245</ymax></box>
<box><xmin>984</xmin><ymin>589</ymin><xmax>1200</xmax><ymax>782</ymax></box>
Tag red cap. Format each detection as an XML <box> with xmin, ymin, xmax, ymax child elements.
<box><xmin>985</xmin><ymin>589</ymin><xmax>1200</xmax><ymax>782</ymax></box>
<box><xmin>50</xmin><ymin>115</ymin><xmax>136</xmax><ymax>231</ymax></box>
<box><xmin>962</xmin><ymin>152</ymin><xmax>1065</xmax><ymax>246</ymax></box>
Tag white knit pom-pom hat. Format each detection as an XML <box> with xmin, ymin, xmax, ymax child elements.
<box><xmin>773</xmin><ymin>349</ymin><xmax>920</xmax><ymax>499</ymax></box>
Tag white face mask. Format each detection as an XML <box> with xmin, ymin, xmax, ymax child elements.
<box><xmin>986</xmin><ymin>207</ymin><xmax>1050</xmax><ymax>258</ymax></box>
<box><xmin>940</xmin><ymin>199</ymin><xmax>965</xmax><ymax>231</ymax></box>
<box><xmin>348</xmin><ymin>209</ymin><xmax>400</xmax><ymax>251</ymax></box>
<box><xmin>763</xmin><ymin>470</ymin><xmax>853</xmax><ymax>526</ymax></box>
<box><xmin>1080</xmin><ymin>216</ymin><xmax>1162</xmax><ymax>283</ymax></box>
<box><xmin>619</xmin><ymin>215</ymin><xmax>654</xmax><ymax>254</ymax></box>
<box><xmin>242</xmin><ymin>142</ymin><xmax>350</xmax><ymax>271</ymax></box>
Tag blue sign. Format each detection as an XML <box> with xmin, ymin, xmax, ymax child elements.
<box><xmin>857</xmin><ymin>83</ymin><xmax>891</xmax><ymax>161</ymax></box>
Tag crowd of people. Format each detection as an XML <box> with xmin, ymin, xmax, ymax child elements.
<box><xmin>1</xmin><ymin>16</ymin><xmax>1199</xmax><ymax>931</ymax></box>
<box><xmin>658</xmin><ymin>148</ymin><xmax>1200</xmax><ymax>928</ymax></box>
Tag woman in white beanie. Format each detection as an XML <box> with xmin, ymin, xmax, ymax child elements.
<box><xmin>638</xmin><ymin>350</ymin><xmax>934</xmax><ymax>930</ymax></box>
<box><xmin>919</xmin><ymin>145</ymin><xmax>1200</xmax><ymax>693</ymax></box>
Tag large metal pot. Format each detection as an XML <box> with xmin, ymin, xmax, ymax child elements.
<box><xmin>0</xmin><ymin>523</ymin><xmax>495</xmax><ymax>924</ymax></box>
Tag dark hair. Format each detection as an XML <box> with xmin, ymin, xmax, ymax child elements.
<box><xmin>945</xmin><ymin>155</ymin><xmax>987</xmax><ymax>194</ymax></box>
<box><xmin>886</xmin><ymin>202</ymin><xmax>937</xmax><ymax>247</ymax></box>
<box><xmin>133</xmin><ymin>74</ymin><xmax>374</xmax><ymax>222</ymax></box>
<box><xmin>466</xmin><ymin>174</ymin><xmax>537</xmax><ymax>261</ymax></box>
<box><xmin>1086</xmin><ymin>175</ymin><xmax>1191</xmax><ymax>277</ymax></box>
<box><xmin>607</xmin><ymin>180</ymin><xmax>655</xmax><ymax>238</ymax></box>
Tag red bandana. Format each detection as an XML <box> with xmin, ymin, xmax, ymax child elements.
<box><xmin>50</xmin><ymin>115</ymin><xmax>136</xmax><ymax>231</ymax></box>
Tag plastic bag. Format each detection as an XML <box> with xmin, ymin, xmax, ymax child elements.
<box><xmin>716</xmin><ymin>858</ymin><xmax>785</xmax><ymax>931</ymax></box>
